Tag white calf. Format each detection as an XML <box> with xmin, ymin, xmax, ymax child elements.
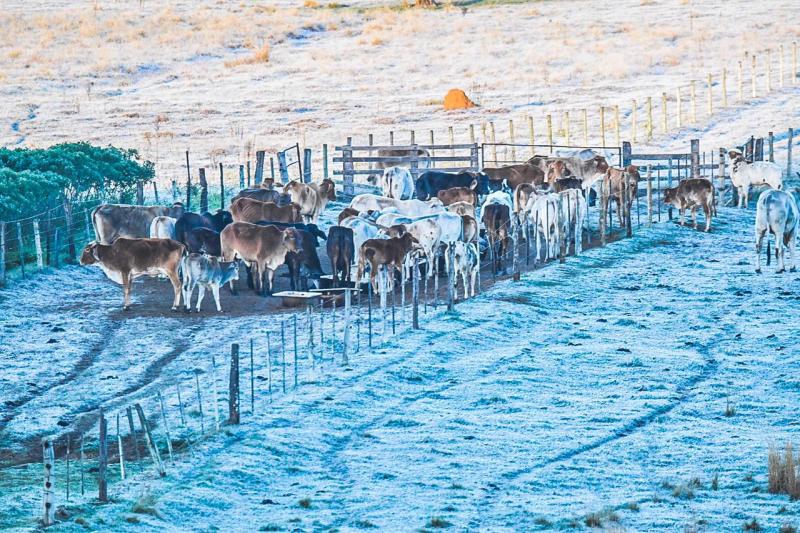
<box><xmin>755</xmin><ymin>189</ymin><xmax>799</xmax><ymax>273</ymax></box>
<box><xmin>452</xmin><ymin>241</ymin><xmax>479</xmax><ymax>299</ymax></box>
<box><xmin>350</xmin><ymin>194</ymin><xmax>444</xmax><ymax>217</ymax></box>
<box><xmin>729</xmin><ymin>150</ymin><xmax>783</xmax><ymax>208</ymax></box>
<box><xmin>380</xmin><ymin>166</ymin><xmax>415</xmax><ymax>200</ymax></box>
<box><xmin>525</xmin><ymin>193</ymin><xmax>561</xmax><ymax>261</ymax></box>
<box><xmin>558</xmin><ymin>189</ymin><xmax>588</xmax><ymax>255</ymax></box>
<box><xmin>181</xmin><ymin>254</ymin><xmax>240</xmax><ymax>312</ymax></box>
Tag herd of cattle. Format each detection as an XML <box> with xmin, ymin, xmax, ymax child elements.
<box><xmin>78</xmin><ymin>145</ymin><xmax>796</xmax><ymax>311</ymax></box>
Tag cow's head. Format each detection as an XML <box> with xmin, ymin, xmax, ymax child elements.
<box><xmin>383</xmin><ymin>224</ymin><xmax>407</xmax><ymax>239</ymax></box>
<box><xmin>320</xmin><ymin>178</ymin><xmax>337</xmax><ymax>201</ymax></box>
<box><xmin>79</xmin><ymin>242</ymin><xmax>101</xmax><ymax>266</ymax></box>
<box><xmin>474</xmin><ymin>172</ymin><xmax>492</xmax><ymax>195</ymax></box>
<box><xmin>594</xmin><ymin>156</ymin><xmax>610</xmax><ymax>174</ymax></box>
<box><xmin>260</xmin><ymin>178</ymin><xmax>275</xmax><ymax>190</ymax></box>
<box><xmin>366</xmin><ymin>174</ymin><xmax>378</xmax><ymax>185</ymax></box>
<box><xmin>663</xmin><ymin>186</ymin><xmax>679</xmax><ymax>206</ymax></box>
<box><xmin>468</xmin><ymin>178</ymin><xmax>478</xmax><ymax>190</ymax></box>
<box><xmin>223</xmin><ymin>260</ymin><xmax>241</xmax><ymax>283</ymax></box>
<box><xmin>282</xmin><ymin>228</ymin><xmax>304</xmax><ymax>254</ymax></box>
<box><xmin>170</xmin><ymin>202</ymin><xmax>185</xmax><ymax>218</ymax></box>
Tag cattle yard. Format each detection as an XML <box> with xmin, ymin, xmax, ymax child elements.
<box><xmin>2</xmin><ymin>0</ymin><xmax>800</xmax><ymax>530</ymax></box>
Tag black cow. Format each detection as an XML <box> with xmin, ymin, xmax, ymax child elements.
<box><xmin>186</xmin><ymin>227</ymin><xmax>222</xmax><ymax>256</ymax></box>
<box><xmin>327</xmin><ymin>226</ymin><xmax>354</xmax><ymax>287</ymax></box>
<box><xmin>175</xmin><ymin>210</ymin><xmax>232</xmax><ymax>244</ymax></box>
<box><xmin>415</xmin><ymin>170</ymin><xmax>490</xmax><ymax>200</ymax></box>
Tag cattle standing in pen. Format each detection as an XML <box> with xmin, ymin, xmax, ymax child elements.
<box><xmin>663</xmin><ymin>178</ymin><xmax>715</xmax><ymax>232</ymax></box>
<box><xmin>174</xmin><ymin>210</ymin><xmax>232</xmax><ymax>245</ymax></box>
<box><xmin>727</xmin><ymin>149</ymin><xmax>783</xmax><ymax>208</ymax></box>
<box><xmin>349</xmin><ymin>194</ymin><xmax>444</xmax><ymax>217</ymax></box>
<box><xmin>481</xmin><ymin>203</ymin><xmax>511</xmax><ymax>274</ymax></box>
<box><xmin>357</xmin><ymin>232</ymin><xmax>420</xmax><ymax>292</ymax></box>
<box><xmin>220</xmin><ymin>222</ymin><xmax>303</xmax><ymax>295</ymax></box>
<box><xmin>181</xmin><ymin>254</ymin><xmax>240</xmax><ymax>312</ymax></box>
<box><xmin>483</xmin><ymin>163</ymin><xmax>545</xmax><ymax>190</ymax></box>
<box><xmin>327</xmin><ymin>226</ymin><xmax>355</xmax><ymax>287</ymax></box>
<box><xmin>283</xmin><ymin>179</ymin><xmax>337</xmax><ymax>224</ymax></box>
<box><xmin>452</xmin><ymin>241</ymin><xmax>479</xmax><ymax>299</ymax></box>
<box><xmin>92</xmin><ymin>203</ymin><xmax>185</xmax><ymax>244</ymax></box>
<box><xmin>80</xmin><ymin>238</ymin><xmax>185</xmax><ymax>311</ymax></box>
<box><xmin>149</xmin><ymin>216</ymin><xmax>177</xmax><ymax>240</ymax></box>
<box><xmin>437</xmin><ymin>181</ymin><xmax>478</xmax><ymax>207</ymax></box>
<box><xmin>415</xmin><ymin>170</ymin><xmax>491</xmax><ymax>200</ymax></box>
<box><xmin>230</xmin><ymin>197</ymin><xmax>302</xmax><ymax>224</ymax></box>
<box><xmin>754</xmin><ymin>188</ymin><xmax>799</xmax><ymax>273</ymax></box>
<box><xmin>379</xmin><ymin>167</ymin><xmax>416</xmax><ymax>200</ymax></box>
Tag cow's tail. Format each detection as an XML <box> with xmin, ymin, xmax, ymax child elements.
<box><xmin>767</xmin><ymin>238</ymin><xmax>772</xmax><ymax>266</ymax></box>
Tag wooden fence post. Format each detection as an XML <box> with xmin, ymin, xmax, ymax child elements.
<box><xmin>779</xmin><ymin>44</ymin><xmax>785</xmax><ymax>88</ymax></box>
<box><xmin>218</xmin><ymin>163</ymin><xmax>225</xmax><ymax>210</ymax></box>
<box><xmin>738</xmin><ymin>60</ymin><xmax>744</xmax><ymax>101</ymax></box>
<box><xmin>303</xmin><ymin>148</ymin><xmax>312</xmax><ymax>183</ymax></box>
<box><xmin>0</xmin><ymin>221</ymin><xmax>6</xmax><ymax>286</ymax></box>
<box><xmin>229</xmin><ymin>344</ymin><xmax>240</xmax><ymax>424</ymax></box>
<box><xmin>489</xmin><ymin>122</ymin><xmax>497</xmax><ymax>163</ymax></box>
<box><xmin>185</xmin><ymin>150</ymin><xmax>192</xmax><ymax>210</ymax></box>
<box><xmin>33</xmin><ymin>220</ymin><xmax>43</xmax><ymax>270</ymax></box>
<box><xmin>246</xmin><ymin>160</ymin><xmax>252</xmax><ymax>186</ymax></box>
<box><xmin>153</xmin><ymin>182</ymin><xmax>159</xmax><ymax>204</ymax></box>
<box><xmin>546</xmin><ymin>115</ymin><xmax>553</xmax><ymax>150</ymax></box>
<box><xmin>527</xmin><ymin>116</ymin><xmax>534</xmax><ymax>154</ymax></box>
<box><xmin>116</xmin><ymin>413</ymin><xmax>125</xmax><ymax>480</ymax></box>
<box><xmin>599</xmin><ymin>107</ymin><xmax>606</xmax><ymax>148</ymax></box>
<box><xmin>622</xmin><ymin>141</ymin><xmax>632</xmax><ymax>167</ymax></box>
<box><xmin>199</xmin><ymin>168</ymin><xmax>208</xmax><ymax>214</ymax></box>
<box><xmin>16</xmin><ymin>222</ymin><xmax>26</xmax><ymax>279</ymax></box>
<box><xmin>690</xmin><ymin>139</ymin><xmax>700</xmax><ymax>178</ymax></box>
<box><xmin>599</xmin><ymin>177</ymin><xmax>607</xmax><ymax>246</ymax></box>
<box><xmin>751</xmin><ymin>53</ymin><xmax>757</xmax><ymax>98</ymax></box>
<box><xmin>509</xmin><ymin>119</ymin><xmax>516</xmax><ymax>159</ymax></box>
<box><xmin>676</xmin><ymin>87</ymin><xmax>682</xmax><ymax>128</ymax></box>
<box><xmin>277</xmin><ymin>151</ymin><xmax>289</xmax><ymax>184</ymax></box>
<box><xmin>690</xmin><ymin>80</ymin><xmax>697</xmax><ymax>123</ymax></box>
<box><xmin>410</xmin><ymin>130</ymin><xmax>416</xmax><ymax>145</ymax></box>
<box><xmin>342</xmin><ymin>289</ymin><xmax>351</xmax><ymax>366</ymax></box>
<box><xmin>646</xmin><ymin>97</ymin><xmax>653</xmax><ymax>140</ymax></box>
<box><xmin>793</xmin><ymin>41</ymin><xmax>798</xmax><ymax>86</ymax></box>
<box><xmin>42</xmin><ymin>437</ymin><xmax>55</xmax><ymax>526</ymax></box>
<box><xmin>469</xmin><ymin>124</ymin><xmax>476</xmax><ymax>145</ymax></box>
<box><xmin>707</xmin><ymin>73</ymin><xmax>713</xmax><ymax>116</ymax></box>
<box><xmin>239</xmin><ymin>164</ymin><xmax>245</xmax><ymax>189</ymax></box>
<box><xmin>449</xmin><ymin>125</ymin><xmax>455</xmax><ymax>156</ymax></box>
<box><xmin>343</xmin><ymin>137</ymin><xmax>354</xmax><ymax>196</ymax></box>
<box><xmin>254</xmin><ymin>150</ymin><xmax>266</xmax><ymax>185</ymax></box>
<box><xmin>581</xmin><ymin>109</ymin><xmax>588</xmax><ymax>146</ymax></box>
<box><xmin>389</xmin><ymin>131</ymin><xmax>394</xmax><ymax>146</ymax></box>
<box><xmin>787</xmin><ymin>128</ymin><xmax>794</xmax><ymax>179</ymax></box>
<box><xmin>157</xmin><ymin>392</ymin><xmax>173</xmax><ymax>463</ymax></box>
<box><xmin>98</xmin><ymin>411</ymin><xmax>108</xmax><ymax>503</ymax></box>
<box><xmin>612</xmin><ymin>106</ymin><xmax>619</xmax><ymax>147</ymax></box>
<box><xmin>661</xmin><ymin>92</ymin><xmax>668</xmax><ymax>133</ymax></box>
<box><xmin>768</xmin><ymin>131</ymin><xmax>774</xmax><ymax>162</ymax></box>
<box><xmin>134</xmin><ymin>403</ymin><xmax>166</xmax><ymax>477</ymax></box>
<box><xmin>631</xmin><ymin>100</ymin><xmax>637</xmax><ymax>142</ymax></box>
<box><xmin>322</xmin><ymin>144</ymin><xmax>329</xmax><ymax>179</ymax></box>
<box><xmin>136</xmin><ymin>181</ymin><xmax>144</xmax><ymax>204</ymax></box>
<box><xmin>722</xmin><ymin>68</ymin><xmax>728</xmax><ymax>107</ymax></box>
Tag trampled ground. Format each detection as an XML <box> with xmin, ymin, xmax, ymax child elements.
<box><xmin>2</xmin><ymin>205</ymin><xmax>800</xmax><ymax>531</ymax></box>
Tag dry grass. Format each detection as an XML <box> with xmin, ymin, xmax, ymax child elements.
<box><xmin>224</xmin><ymin>42</ymin><xmax>271</xmax><ymax>68</ymax></box>
<box><xmin>769</xmin><ymin>443</ymin><xmax>800</xmax><ymax>498</ymax></box>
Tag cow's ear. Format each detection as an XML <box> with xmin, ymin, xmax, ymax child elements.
<box><xmin>91</xmin><ymin>244</ymin><xmax>101</xmax><ymax>262</ymax></box>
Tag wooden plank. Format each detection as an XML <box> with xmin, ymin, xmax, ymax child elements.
<box><xmin>628</xmin><ymin>153</ymin><xmax>691</xmax><ymax>160</ymax></box>
<box><xmin>134</xmin><ymin>403</ymin><xmax>166</xmax><ymax>477</ymax></box>
<box><xmin>333</xmin><ymin>167</ymin><xmax>475</xmax><ymax>176</ymax></box>
<box><xmin>333</xmin><ymin>144</ymin><xmax>477</xmax><ymax>151</ymax></box>
<box><xmin>332</xmin><ymin>155</ymin><xmax>475</xmax><ymax>163</ymax></box>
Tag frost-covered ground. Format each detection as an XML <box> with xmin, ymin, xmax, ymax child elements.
<box><xmin>3</xmin><ymin>204</ymin><xmax>800</xmax><ymax>531</ymax></box>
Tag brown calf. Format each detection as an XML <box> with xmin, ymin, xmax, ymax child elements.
<box><xmin>481</xmin><ymin>203</ymin><xmax>511</xmax><ymax>274</ymax></box>
<box><xmin>663</xmin><ymin>178</ymin><xmax>715</xmax><ymax>231</ymax></box>
<box><xmin>283</xmin><ymin>179</ymin><xmax>337</xmax><ymax>224</ymax></box>
<box><xmin>484</xmin><ymin>163</ymin><xmax>545</xmax><ymax>190</ymax></box>
<box><xmin>357</xmin><ymin>232</ymin><xmax>419</xmax><ymax>292</ymax></box>
<box><xmin>220</xmin><ymin>222</ymin><xmax>303</xmax><ymax>295</ymax></box>
<box><xmin>230</xmin><ymin>197</ymin><xmax>302</xmax><ymax>224</ymax></box>
<box><xmin>437</xmin><ymin>183</ymin><xmax>478</xmax><ymax>206</ymax></box>
<box><xmin>80</xmin><ymin>238</ymin><xmax>185</xmax><ymax>310</ymax></box>
<box><xmin>604</xmin><ymin>166</ymin><xmax>640</xmax><ymax>227</ymax></box>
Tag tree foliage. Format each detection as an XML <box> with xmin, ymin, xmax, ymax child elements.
<box><xmin>0</xmin><ymin>142</ymin><xmax>154</xmax><ymax>220</ymax></box>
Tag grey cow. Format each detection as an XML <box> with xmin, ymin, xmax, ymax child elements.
<box><xmin>181</xmin><ymin>254</ymin><xmax>240</xmax><ymax>312</ymax></box>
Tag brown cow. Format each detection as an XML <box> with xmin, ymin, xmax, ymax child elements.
<box><xmin>357</xmin><ymin>232</ymin><xmax>419</xmax><ymax>292</ymax></box>
<box><xmin>79</xmin><ymin>238</ymin><xmax>185</xmax><ymax>310</ymax></box>
<box><xmin>528</xmin><ymin>152</ymin><xmax>609</xmax><ymax>186</ymax></box>
<box><xmin>545</xmin><ymin>160</ymin><xmax>572</xmax><ymax>185</ymax></box>
<box><xmin>483</xmin><ymin>164</ymin><xmax>545</xmax><ymax>190</ymax></box>
<box><xmin>230</xmin><ymin>197</ymin><xmax>301</xmax><ymax>224</ymax></box>
<box><xmin>327</xmin><ymin>226</ymin><xmax>355</xmax><ymax>287</ymax></box>
<box><xmin>604</xmin><ymin>166</ymin><xmax>640</xmax><ymax>227</ymax></box>
<box><xmin>663</xmin><ymin>178</ymin><xmax>715</xmax><ymax>232</ymax></box>
<box><xmin>482</xmin><ymin>203</ymin><xmax>511</xmax><ymax>274</ymax></box>
<box><xmin>513</xmin><ymin>183</ymin><xmax>537</xmax><ymax>224</ymax></box>
<box><xmin>437</xmin><ymin>182</ymin><xmax>478</xmax><ymax>206</ymax></box>
<box><xmin>231</xmin><ymin>188</ymin><xmax>292</xmax><ymax>206</ymax></box>
<box><xmin>553</xmin><ymin>177</ymin><xmax>583</xmax><ymax>193</ymax></box>
<box><xmin>92</xmin><ymin>203</ymin><xmax>185</xmax><ymax>245</ymax></box>
<box><xmin>283</xmin><ymin>179</ymin><xmax>337</xmax><ymax>224</ymax></box>
<box><xmin>220</xmin><ymin>222</ymin><xmax>303</xmax><ymax>295</ymax></box>
<box><xmin>338</xmin><ymin>207</ymin><xmax>361</xmax><ymax>224</ymax></box>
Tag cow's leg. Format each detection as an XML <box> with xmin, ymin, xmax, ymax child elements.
<box><xmin>470</xmin><ymin>266</ymin><xmax>477</xmax><ymax>297</ymax></box>
<box><xmin>755</xmin><ymin>226</ymin><xmax>766</xmax><ymax>273</ymax></box>
<box><xmin>211</xmin><ymin>284</ymin><xmax>222</xmax><ymax>312</ymax></box>
<box><xmin>167</xmin><ymin>270</ymin><xmax>182</xmax><ymax>311</ymax></box>
<box><xmin>266</xmin><ymin>268</ymin><xmax>276</xmax><ymax>295</ymax></box>
<box><xmin>196</xmin><ymin>284</ymin><xmax>206</xmax><ymax>312</ymax></box>
<box><xmin>183</xmin><ymin>280</ymin><xmax>194</xmax><ymax>311</ymax></box>
<box><xmin>703</xmin><ymin>202</ymin><xmax>712</xmax><ymax>232</ymax></box>
<box><xmin>742</xmin><ymin>186</ymin><xmax>749</xmax><ymax>209</ymax></box>
<box><xmin>678</xmin><ymin>207</ymin><xmax>685</xmax><ymax>226</ymax></box>
<box><xmin>122</xmin><ymin>272</ymin><xmax>132</xmax><ymax>311</ymax></box>
<box><xmin>691</xmin><ymin>206</ymin><xmax>698</xmax><ymax>229</ymax></box>
<box><xmin>776</xmin><ymin>232</ymin><xmax>786</xmax><ymax>273</ymax></box>
<box><xmin>787</xmin><ymin>231</ymin><xmax>797</xmax><ymax>272</ymax></box>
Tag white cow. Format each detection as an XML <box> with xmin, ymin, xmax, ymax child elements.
<box><xmin>558</xmin><ymin>189</ymin><xmax>588</xmax><ymax>255</ymax></box>
<box><xmin>729</xmin><ymin>149</ymin><xmax>783</xmax><ymax>208</ymax></box>
<box><xmin>525</xmin><ymin>193</ymin><xmax>561</xmax><ymax>261</ymax></box>
<box><xmin>350</xmin><ymin>194</ymin><xmax>444</xmax><ymax>217</ymax></box>
<box><xmin>380</xmin><ymin>166</ymin><xmax>415</xmax><ymax>200</ymax></box>
<box><xmin>341</xmin><ymin>216</ymin><xmax>386</xmax><ymax>268</ymax></box>
<box><xmin>181</xmin><ymin>254</ymin><xmax>240</xmax><ymax>312</ymax></box>
<box><xmin>452</xmin><ymin>241</ymin><xmax>479</xmax><ymax>299</ymax></box>
<box><xmin>755</xmin><ymin>189</ymin><xmax>799</xmax><ymax>273</ymax></box>
<box><xmin>149</xmin><ymin>216</ymin><xmax>177</xmax><ymax>240</ymax></box>
<box><xmin>479</xmin><ymin>188</ymin><xmax>514</xmax><ymax>228</ymax></box>
<box><xmin>380</xmin><ymin>216</ymin><xmax>442</xmax><ymax>279</ymax></box>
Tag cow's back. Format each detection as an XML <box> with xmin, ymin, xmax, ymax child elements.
<box><xmin>93</xmin><ymin>204</ymin><xmax>167</xmax><ymax>244</ymax></box>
